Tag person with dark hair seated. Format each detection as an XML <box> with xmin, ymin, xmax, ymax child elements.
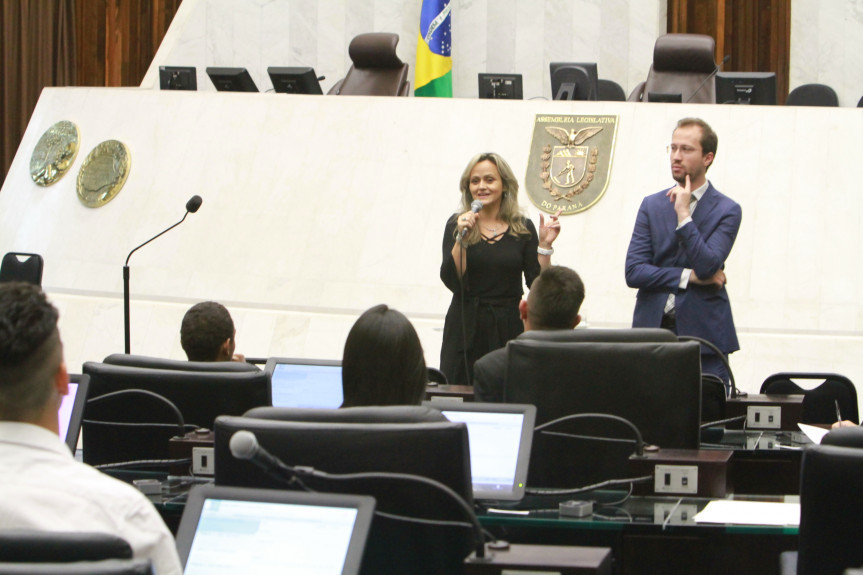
<box><xmin>180</xmin><ymin>301</ymin><xmax>245</xmax><ymax>362</ymax></box>
<box><xmin>473</xmin><ymin>266</ymin><xmax>585</xmax><ymax>402</ymax></box>
<box><xmin>341</xmin><ymin>304</ymin><xmax>428</xmax><ymax>407</ymax></box>
<box><xmin>0</xmin><ymin>282</ymin><xmax>181</xmax><ymax>574</ymax></box>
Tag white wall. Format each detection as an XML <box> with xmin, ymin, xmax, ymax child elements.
<box><xmin>141</xmin><ymin>0</ymin><xmax>665</xmax><ymax>100</ymax></box>
<box><xmin>2</xmin><ymin>88</ymin><xmax>863</xmax><ymax>409</ymax></box>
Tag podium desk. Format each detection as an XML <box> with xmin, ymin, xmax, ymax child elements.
<box><xmin>702</xmin><ymin>428</ymin><xmax>813</xmax><ymax>495</ymax></box>
<box><xmin>478</xmin><ymin>491</ymin><xmax>798</xmax><ymax>575</ymax></box>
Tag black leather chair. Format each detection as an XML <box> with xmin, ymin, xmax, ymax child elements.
<box><xmin>822</xmin><ymin>426</ymin><xmax>863</xmax><ymax>448</ymax></box>
<box><xmin>517</xmin><ymin>327</ymin><xmax>678</xmax><ymax>344</ymax></box>
<box><xmin>785</xmin><ymin>83</ymin><xmax>839</xmax><ymax>107</ymax></box>
<box><xmin>857</xmin><ymin>94</ymin><xmax>863</xmax><ymax>108</ymax></box>
<box><xmin>0</xmin><ymin>559</ymin><xmax>153</xmax><ymax>575</ymax></box>
<box><xmin>81</xmin><ymin>362</ymin><xmax>270</xmax><ymax>467</ymax></box>
<box><xmin>760</xmin><ymin>372</ymin><xmax>858</xmax><ymax>425</ymax></box>
<box><xmin>427</xmin><ymin>366</ymin><xmax>449</xmax><ymax>385</ymax></box>
<box><xmin>0</xmin><ymin>531</ymin><xmax>132</xmax><ymax>563</ymax></box>
<box><xmin>504</xmin><ymin>339</ymin><xmax>702</xmax><ymax>487</ymax></box>
<box><xmin>214</xmin><ymin>409</ymin><xmax>474</xmax><ymax>575</ymax></box>
<box><xmin>597</xmin><ymin>78</ymin><xmax>626</xmax><ymax>101</ymax></box>
<box><xmin>628</xmin><ymin>33</ymin><xmax>717</xmax><ymax>103</ymax></box>
<box><xmin>102</xmin><ymin>353</ymin><xmax>260</xmax><ymax>372</ymax></box>
<box><xmin>244</xmin><ymin>404</ymin><xmax>447</xmax><ymax>424</ymax></box>
<box><xmin>780</xmin><ymin>445</ymin><xmax>863</xmax><ymax>575</ymax></box>
<box><xmin>328</xmin><ymin>33</ymin><xmax>410</xmax><ymax>96</ymax></box>
<box><xmin>0</xmin><ymin>253</ymin><xmax>43</xmax><ymax>285</ymax></box>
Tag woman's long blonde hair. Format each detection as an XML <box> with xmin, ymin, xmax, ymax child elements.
<box><xmin>455</xmin><ymin>152</ymin><xmax>528</xmax><ymax>246</ymax></box>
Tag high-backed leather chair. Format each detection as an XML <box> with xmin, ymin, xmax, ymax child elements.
<box><xmin>0</xmin><ymin>531</ymin><xmax>132</xmax><ymax>563</ymax></box>
<box><xmin>505</xmin><ymin>339</ymin><xmax>702</xmax><ymax>487</ymax></box>
<box><xmin>785</xmin><ymin>83</ymin><xmax>839</xmax><ymax>107</ymax></box>
<box><xmin>0</xmin><ymin>560</ymin><xmax>153</xmax><ymax>575</ymax></box>
<box><xmin>328</xmin><ymin>33</ymin><xmax>410</xmax><ymax>97</ymax></box>
<box><xmin>597</xmin><ymin>78</ymin><xmax>626</xmax><ymax>101</ymax></box>
<box><xmin>102</xmin><ymin>353</ymin><xmax>260</xmax><ymax>372</ymax></box>
<box><xmin>0</xmin><ymin>253</ymin><xmax>43</xmax><ymax>285</ymax></box>
<box><xmin>628</xmin><ymin>33</ymin><xmax>717</xmax><ymax>103</ymax></box>
<box><xmin>760</xmin><ymin>372</ymin><xmax>858</xmax><ymax>425</ymax></box>
<box><xmin>822</xmin><ymin>426</ymin><xmax>863</xmax><ymax>448</ymax></box>
<box><xmin>780</xmin><ymin>445</ymin><xmax>863</xmax><ymax>575</ymax></box>
<box><xmin>214</xmin><ymin>409</ymin><xmax>474</xmax><ymax>575</ymax></box>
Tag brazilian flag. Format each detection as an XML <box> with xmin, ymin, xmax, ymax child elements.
<box><xmin>415</xmin><ymin>0</ymin><xmax>452</xmax><ymax>98</ymax></box>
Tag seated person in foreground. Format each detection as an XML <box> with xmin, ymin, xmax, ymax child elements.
<box><xmin>473</xmin><ymin>265</ymin><xmax>585</xmax><ymax>403</ymax></box>
<box><xmin>181</xmin><ymin>301</ymin><xmax>245</xmax><ymax>362</ymax></box>
<box><xmin>341</xmin><ymin>304</ymin><xmax>428</xmax><ymax>407</ymax></box>
<box><xmin>0</xmin><ymin>282</ymin><xmax>182</xmax><ymax>575</ymax></box>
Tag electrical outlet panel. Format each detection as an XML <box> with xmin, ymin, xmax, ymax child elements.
<box><xmin>654</xmin><ymin>464</ymin><xmax>699</xmax><ymax>494</ymax></box>
<box><xmin>746</xmin><ymin>405</ymin><xmax>781</xmax><ymax>429</ymax></box>
<box><xmin>653</xmin><ymin>502</ymin><xmax>699</xmax><ymax>524</ymax></box>
<box><xmin>192</xmin><ymin>447</ymin><xmax>215</xmax><ymax>475</ymax></box>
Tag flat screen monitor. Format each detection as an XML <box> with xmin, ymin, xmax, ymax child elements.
<box><xmin>159</xmin><ymin>66</ymin><xmax>197</xmax><ymax>91</ymax></box>
<box><xmin>264</xmin><ymin>358</ymin><xmax>343</xmax><ymax>408</ymax></box>
<box><xmin>177</xmin><ymin>485</ymin><xmax>374</xmax><ymax>575</ymax></box>
<box><xmin>267</xmin><ymin>66</ymin><xmax>323</xmax><ymax>95</ymax></box>
<box><xmin>424</xmin><ymin>401</ymin><xmax>536</xmax><ymax>501</ymax></box>
<box><xmin>478</xmin><ymin>73</ymin><xmax>523</xmax><ymax>100</ymax></box>
<box><xmin>716</xmin><ymin>72</ymin><xmax>777</xmax><ymax>105</ymax></box>
<box><xmin>59</xmin><ymin>374</ymin><xmax>89</xmax><ymax>453</ymax></box>
<box><xmin>206</xmin><ymin>67</ymin><xmax>259</xmax><ymax>92</ymax></box>
<box><xmin>549</xmin><ymin>62</ymin><xmax>598</xmax><ymax>101</ymax></box>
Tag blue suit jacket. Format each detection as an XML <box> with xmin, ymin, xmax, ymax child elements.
<box><xmin>625</xmin><ymin>182</ymin><xmax>742</xmax><ymax>354</ymax></box>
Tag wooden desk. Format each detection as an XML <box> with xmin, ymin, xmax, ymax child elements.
<box><xmin>479</xmin><ymin>491</ymin><xmax>798</xmax><ymax>575</ymax></box>
<box><xmin>425</xmin><ymin>384</ymin><xmax>474</xmax><ymax>402</ymax></box>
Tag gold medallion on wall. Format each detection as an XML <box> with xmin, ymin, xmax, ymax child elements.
<box><xmin>29</xmin><ymin>121</ymin><xmax>80</xmax><ymax>186</ymax></box>
<box><xmin>525</xmin><ymin>114</ymin><xmax>618</xmax><ymax>215</ymax></box>
<box><xmin>76</xmin><ymin>140</ymin><xmax>131</xmax><ymax>208</ymax></box>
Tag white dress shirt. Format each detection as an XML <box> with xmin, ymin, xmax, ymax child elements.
<box><xmin>0</xmin><ymin>422</ymin><xmax>182</xmax><ymax>575</ymax></box>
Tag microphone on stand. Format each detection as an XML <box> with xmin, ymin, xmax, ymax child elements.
<box><xmin>123</xmin><ymin>195</ymin><xmax>202</xmax><ymax>354</ymax></box>
<box><xmin>685</xmin><ymin>55</ymin><xmax>731</xmax><ymax>103</ymax></box>
<box><xmin>460</xmin><ymin>200</ymin><xmax>484</xmax><ymax>238</ymax></box>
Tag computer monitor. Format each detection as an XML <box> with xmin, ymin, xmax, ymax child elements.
<box><xmin>59</xmin><ymin>374</ymin><xmax>89</xmax><ymax>453</ymax></box>
<box><xmin>177</xmin><ymin>485</ymin><xmax>375</xmax><ymax>575</ymax></box>
<box><xmin>716</xmin><ymin>72</ymin><xmax>777</xmax><ymax>105</ymax></box>
<box><xmin>267</xmin><ymin>66</ymin><xmax>323</xmax><ymax>95</ymax></box>
<box><xmin>478</xmin><ymin>73</ymin><xmax>523</xmax><ymax>100</ymax></box>
<box><xmin>424</xmin><ymin>402</ymin><xmax>536</xmax><ymax>501</ymax></box>
<box><xmin>264</xmin><ymin>358</ymin><xmax>343</xmax><ymax>408</ymax></box>
<box><xmin>159</xmin><ymin>66</ymin><xmax>197</xmax><ymax>91</ymax></box>
<box><xmin>206</xmin><ymin>67</ymin><xmax>259</xmax><ymax>92</ymax></box>
<box><xmin>549</xmin><ymin>62</ymin><xmax>598</xmax><ymax>101</ymax></box>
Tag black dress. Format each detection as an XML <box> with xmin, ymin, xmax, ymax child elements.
<box><xmin>439</xmin><ymin>215</ymin><xmax>541</xmax><ymax>386</ymax></box>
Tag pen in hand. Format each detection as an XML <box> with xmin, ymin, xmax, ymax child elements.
<box><xmin>835</xmin><ymin>399</ymin><xmax>843</xmax><ymax>423</ymax></box>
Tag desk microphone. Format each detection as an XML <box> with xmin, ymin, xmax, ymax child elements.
<box><xmin>230</xmin><ymin>430</ymin><xmax>296</xmax><ymax>482</ymax></box>
<box><xmin>460</xmin><ymin>200</ymin><xmax>484</xmax><ymax>238</ymax></box>
<box><xmin>685</xmin><ymin>55</ymin><xmax>730</xmax><ymax>103</ymax></box>
<box><xmin>123</xmin><ymin>195</ymin><xmax>202</xmax><ymax>354</ymax></box>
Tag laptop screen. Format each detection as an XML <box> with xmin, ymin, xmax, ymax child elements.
<box><xmin>265</xmin><ymin>358</ymin><xmax>343</xmax><ymax>408</ymax></box>
<box><xmin>59</xmin><ymin>374</ymin><xmax>89</xmax><ymax>452</ymax></box>
<box><xmin>177</xmin><ymin>485</ymin><xmax>374</xmax><ymax>575</ymax></box>
<box><xmin>427</xmin><ymin>402</ymin><xmax>536</xmax><ymax>501</ymax></box>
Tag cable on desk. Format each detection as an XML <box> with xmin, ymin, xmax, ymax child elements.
<box><xmin>700</xmin><ymin>414</ymin><xmax>746</xmax><ymax>428</ymax></box>
<box><xmin>94</xmin><ymin>457</ymin><xmax>192</xmax><ymax>471</ymax></box>
<box><xmin>525</xmin><ymin>474</ymin><xmax>653</xmax><ymax>496</ymax></box>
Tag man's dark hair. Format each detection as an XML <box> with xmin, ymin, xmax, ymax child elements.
<box><xmin>676</xmin><ymin>117</ymin><xmax>718</xmax><ymax>160</ymax></box>
<box><xmin>180</xmin><ymin>301</ymin><xmax>234</xmax><ymax>361</ymax></box>
<box><xmin>0</xmin><ymin>282</ymin><xmax>63</xmax><ymax>420</ymax></box>
<box><xmin>527</xmin><ymin>266</ymin><xmax>585</xmax><ymax>330</ymax></box>
<box><xmin>341</xmin><ymin>304</ymin><xmax>427</xmax><ymax>407</ymax></box>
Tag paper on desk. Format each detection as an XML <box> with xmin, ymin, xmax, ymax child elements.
<box><xmin>798</xmin><ymin>423</ymin><xmax>829</xmax><ymax>445</ymax></box>
<box><xmin>693</xmin><ymin>500</ymin><xmax>800</xmax><ymax>526</ymax></box>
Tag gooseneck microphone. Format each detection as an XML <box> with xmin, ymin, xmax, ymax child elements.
<box><xmin>460</xmin><ymin>200</ymin><xmax>484</xmax><ymax>238</ymax></box>
<box><xmin>123</xmin><ymin>195</ymin><xmax>202</xmax><ymax>354</ymax></box>
<box><xmin>229</xmin><ymin>430</ymin><xmax>489</xmax><ymax>559</ymax></box>
<box><xmin>685</xmin><ymin>54</ymin><xmax>731</xmax><ymax>103</ymax></box>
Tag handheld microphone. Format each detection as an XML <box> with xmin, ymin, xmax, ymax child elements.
<box><xmin>230</xmin><ymin>430</ymin><xmax>294</xmax><ymax>480</ymax></box>
<box><xmin>685</xmin><ymin>55</ymin><xmax>730</xmax><ymax>103</ymax></box>
<box><xmin>460</xmin><ymin>200</ymin><xmax>484</xmax><ymax>238</ymax></box>
<box><xmin>123</xmin><ymin>195</ymin><xmax>203</xmax><ymax>354</ymax></box>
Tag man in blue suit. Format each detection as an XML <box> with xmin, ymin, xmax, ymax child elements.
<box><xmin>625</xmin><ymin>117</ymin><xmax>741</xmax><ymax>389</ymax></box>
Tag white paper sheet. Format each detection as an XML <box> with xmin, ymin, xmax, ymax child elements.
<box><xmin>798</xmin><ymin>423</ymin><xmax>830</xmax><ymax>445</ymax></box>
<box><xmin>693</xmin><ymin>500</ymin><xmax>800</xmax><ymax>526</ymax></box>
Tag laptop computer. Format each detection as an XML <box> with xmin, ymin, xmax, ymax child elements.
<box><xmin>59</xmin><ymin>374</ymin><xmax>89</xmax><ymax>453</ymax></box>
<box><xmin>424</xmin><ymin>401</ymin><xmax>536</xmax><ymax>501</ymax></box>
<box><xmin>176</xmin><ymin>484</ymin><xmax>375</xmax><ymax>575</ymax></box>
<box><xmin>265</xmin><ymin>358</ymin><xmax>343</xmax><ymax>408</ymax></box>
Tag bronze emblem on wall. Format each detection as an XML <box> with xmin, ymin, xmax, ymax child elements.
<box><xmin>76</xmin><ymin>140</ymin><xmax>131</xmax><ymax>208</ymax></box>
<box><xmin>525</xmin><ymin>114</ymin><xmax>618</xmax><ymax>214</ymax></box>
<box><xmin>29</xmin><ymin>120</ymin><xmax>80</xmax><ymax>186</ymax></box>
